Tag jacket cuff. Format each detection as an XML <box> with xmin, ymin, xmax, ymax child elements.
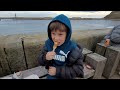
<box><xmin>43</xmin><ymin>52</ymin><xmax>48</xmax><ymax>63</ymax></box>
<box><xmin>56</xmin><ymin>67</ymin><xmax>61</xmax><ymax>78</ymax></box>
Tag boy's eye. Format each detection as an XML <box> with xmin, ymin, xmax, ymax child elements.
<box><xmin>52</xmin><ymin>33</ymin><xmax>55</xmax><ymax>35</ymax></box>
<box><xmin>59</xmin><ymin>34</ymin><xmax>63</xmax><ymax>36</ymax></box>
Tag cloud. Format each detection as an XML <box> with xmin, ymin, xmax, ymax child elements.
<box><xmin>52</xmin><ymin>11</ymin><xmax>112</xmax><ymax>18</ymax></box>
<box><xmin>0</xmin><ymin>11</ymin><xmax>57</xmax><ymax>17</ymax></box>
<box><xmin>0</xmin><ymin>11</ymin><xmax>112</xmax><ymax>18</ymax></box>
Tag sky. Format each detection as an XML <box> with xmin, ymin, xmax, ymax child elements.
<box><xmin>0</xmin><ymin>11</ymin><xmax>112</xmax><ymax>18</ymax></box>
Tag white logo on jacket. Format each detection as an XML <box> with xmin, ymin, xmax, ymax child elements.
<box><xmin>59</xmin><ymin>50</ymin><xmax>70</xmax><ymax>58</ymax></box>
<box><xmin>53</xmin><ymin>50</ymin><xmax>70</xmax><ymax>62</ymax></box>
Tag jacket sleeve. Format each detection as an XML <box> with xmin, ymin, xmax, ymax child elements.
<box><xmin>104</xmin><ymin>27</ymin><xmax>115</xmax><ymax>40</ymax></box>
<box><xmin>104</xmin><ymin>32</ymin><xmax>111</xmax><ymax>40</ymax></box>
<box><xmin>101</xmin><ymin>29</ymin><xmax>112</xmax><ymax>43</ymax></box>
<box><xmin>37</xmin><ymin>46</ymin><xmax>48</xmax><ymax>66</ymax></box>
<box><xmin>56</xmin><ymin>46</ymin><xmax>84</xmax><ymax>79</ymax></box>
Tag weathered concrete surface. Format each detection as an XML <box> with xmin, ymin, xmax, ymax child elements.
<box><xmin>72</xmin><ymin>29</ymin><xmax>111</xmax><ymax>51</ymax></box>
<box><xmin>83</xmin><ymin>63</ymin><xmax>95</xmax><ymax>79</ymax></box>
<box><xmin>103</xmin><ymin>46</ymin><xmax>120</xmax><ymax>78</ymax></box>
<box><xmin>75</xmin><ymin>63</ymin><xmax>95</xmax><ymax>79</ymax></box>
<box><xmin>21</xmin><ymin>66</ymin><xmax>47</xmax><ymax>78</ymax></box>
<box><xmin>0</xmin><ymin>29</ymin><xmax>111</xmax><ymax>77</ymax></box>
<box><xmin>85</xmin><ymin>53</ymin><xmax>107</xmax><ymax>79</ymax></box>
<box><xmin>0</xmin><ymin>36</ymin><xmax>4</xmax><ymax>76</ymax></box>
<box><xmin>28</xmin><ymin>66</ymin><xmax>47</xmax><ymax>78</ymax></box>
<box><xmin>23</xmin><ymin>33</ymin><xmax>47</xmax><ymax>69</ymax></box>
<box><xmin>101</xmin><ymin>71</ymin><xmax>120</xmax><ymax>79</ymax></box>
<box><xmin>1</xmin><ymin>63</ymin><xmax>95</xmax><ymax>79</ymax></box>
<box><xmin>82</xmin><ymin>48</ymin><xmax>93</xmax><ymax>62</ymax></box>
<box><xmin>109</xmin><ymin>71</ymin><xmax>120</xmax><ymax>79</ymax></box>
<box><xmin>0</xmin><ymin>36</ymin><xmax>11</xmax><ymax>76</ymax></box>
<box><xmin>95</xmin><ymin>43</ymin><xmax>107</xmax><ymax>56</ymax></box>
<box><xmin>116</xmin><ymin>61</ymin><xmax>120</xmax><ymax>74</ymax></box>
<box><xmin>3</xmin><ymin>35</ymin><xmax>27</xmax><ymax>73</ymax></box>
<box><xmin>0</xmin><ymin>66</ymin><xmax>48</xmax><ymax>79</ymax></box>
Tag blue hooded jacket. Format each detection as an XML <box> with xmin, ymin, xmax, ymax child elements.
<box><xmin>45</xmin><ymin>14</ymin><xmax>77</xmax><ymax>66</ymax></box>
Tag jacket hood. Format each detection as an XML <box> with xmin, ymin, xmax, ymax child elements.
<box><xmin>45</xmin><ymin>14</ymin><xmax>77</xmax><ymax>66</ymax></box>
<box><xmin>47</xmin><ymin>14</ymin><xmax>72</xmax><ymax>46</ymax></box>
<box><xmin>45</xmin><ymin>14</ymin><xmax>76</xmax><ymax>53</ymax></box>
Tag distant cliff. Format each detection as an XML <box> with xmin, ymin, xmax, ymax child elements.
<box><xmin>104</xmin><ymin>11</ymin><xmax>120</xmax><ymax>19</ymax></box>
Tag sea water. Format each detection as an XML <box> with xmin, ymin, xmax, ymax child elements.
<box><xmin>0</xmin><ymin>19</ymin><xmax>120</xmax><ymax>35</ymax></box>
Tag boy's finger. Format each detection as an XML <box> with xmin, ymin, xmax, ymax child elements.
<box><xmin>51</xmin><ymin>51</ymin><xmax>56</xmax><ymax>54</ymax></box>
<box><xmin>49</xmin><ymin>66</ymin><xmax>52</xmax><ymax>69</ymax></box>
<box><xmin>49</xmin><ymin>66</ymin><xmax>53</xmax><ymax>69</ymax></box>
<box><xmin>51</xmin><ymin>53</ymin><xmax>56</xmax><ymax>56</ymax></box>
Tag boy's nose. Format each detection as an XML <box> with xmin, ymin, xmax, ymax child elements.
<box><xmin>54</xmin><ymin>36</ymin><xmax>59</xmax><ymax>40</ymax></box>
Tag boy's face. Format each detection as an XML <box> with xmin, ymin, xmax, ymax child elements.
<box><xmin>51</xmin><ymin>29</ymin><xmax>67</xmax><ymax>46</ymax></box>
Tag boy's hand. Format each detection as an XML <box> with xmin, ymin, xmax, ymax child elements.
<box><xmin>46</xmin><ymin>51</ymin><xmax>56</xmax><ymax>60</ymax></box>
<box><xmin>48</xmin><ymin>66</ymin><xmax>56</xmax><ymax>76</ymax></box>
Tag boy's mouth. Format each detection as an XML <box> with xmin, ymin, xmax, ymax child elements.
<box><xmin>54</xmin><ymin>41</ymin><xmax>60</xmax><ymax>46</ymax></box>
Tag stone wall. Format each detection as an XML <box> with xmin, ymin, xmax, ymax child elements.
<box><xmin>0</xmin><ymin>29</ymin><xmax>111</xmax><ymax>77</ymax></box>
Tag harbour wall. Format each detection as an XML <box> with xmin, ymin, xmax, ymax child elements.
<box><xmin>0</xmin><ymin>29</ymin><xmax>111</xmax><ymax>77</ymax></box>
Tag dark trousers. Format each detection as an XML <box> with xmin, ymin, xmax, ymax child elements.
<box><xmin>47</xmin><ymin>74</ymin><xmax>57</xmax><ymax>79</ymax></box>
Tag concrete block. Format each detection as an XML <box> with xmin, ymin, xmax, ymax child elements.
<box><xmin>0</xmin><ymin>48</ymin><xmax>11</xmax><ymax>76</ymax></box>
<box><xmin>116</xmin><ymin>61</ymin><xmax>120</xmax><ymax>74</ymax></box>
<box><xmin>0</xmin><ymin>66</ymin><xmax>48</xmax><ymax>79</ymax></box>
<box><xmin>75</xmin><ymin>63</ymin><xmax>95</xmax><ymax>79</ymax></box>
<box><xmin>85</xmin><ymin>53</ymin><xmax>107</xmax><ymax>79</ymax></box>
<box><xmin>3</xmin><ymin>35</ymin><xmax>27</xmax><ymax>73</ymax></box>
<box><xmin>28</xmin><ymin>65</ymin><xmax>47</xmax><ymax>77</ymax></box>
<box><xmin>82</xmin><ymin>48</ymin><xmax>93</xmax><ymax>62</ymax></box>
<box><xmin>23</xmin><ymin>36</ymin><xmax>45</xmax><ymax>69</ymax></box>
<box><xmin>83</xmin><ymin>63</ymin><xmax>95</xmax><ymax>79</ymax></box>
<box><xmin>0</xmin><ymin>36</ymin><xmax>11</xmax><ymax>76</ymax></box>
<box><xmin>95</xmin><ymin>43</ymin><xmax>107</xmax><ymax>56</ymax></box>
<box><xmin>103</xmin><ymin>46</ymin><xmax>120</xmax><ymax>78</ymax></box>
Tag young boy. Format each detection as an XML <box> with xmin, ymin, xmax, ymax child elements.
<box><xmin>38</xmin><ymin>14</ymin><xmax>84</xmax><ymax>79</ymax></box>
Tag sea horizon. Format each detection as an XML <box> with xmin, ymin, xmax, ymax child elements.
<box><xmin>0</xmin><ymin>19</ymin><xmax>119</xmax><ymax>36</ymax></box>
